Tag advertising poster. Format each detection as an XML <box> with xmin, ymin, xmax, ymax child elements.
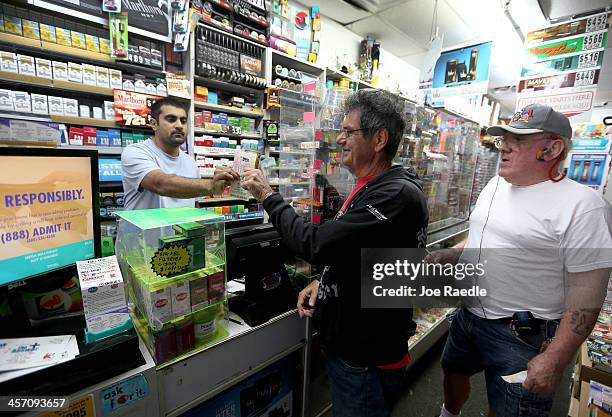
<box><xmin>290</xmin><ymin>4</ymin><xmax>312</xmax><ymax>62</ymax></box>
<box><xmin>568</xmin><ymin>153</ymin><xmax>610</xmax><ymax>191</ymax></box>
<box><xmin>0</xmin><ymin>156</ymin><xmax>94</xmax><ymax>285</ymax></box>
<box><xmin>526</xmin><ymin>12</ymin><xmax>610</xmax><ymax>45</ymax></box>
<box><xmin>431</xmin><ymin>41</ymin><xmax>492</xmax><ymax>100</ymax></box>
<box><xmin>516</xmin><ymin>87</ymin><xmax>596</xmax><ymax>117</ymax></box>
<box><xmin>99</xmin><ymin>158</ymin><xmax>122</xmax><ymax>182</ymax></box>
<box><xmin>524</xmin><ymin>31</ymin><xmax>607</xmax><ymax>62</ymax></box>
<box><xmin>182</xmin><ymin>354</ymin><xmax>296</xmax><ymax>417</ymax></box>
<box><xmin>114</xmin><ymin>91</ymin><xmax>160</xmax><ymax>127</ymax></box>
<box><xmin>30</xmin><ymin>0</ymin><xmax>171</xmax><ymax>41</ymax></box>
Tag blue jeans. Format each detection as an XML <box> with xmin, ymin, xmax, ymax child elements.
<box><xmin>441</xmin><ymin>308</ymin><xmax>559</xmax><ymax>417</ymax></box>
<box><xmin>324</xmin><ymin>349</ymin><xmax>405</xmax><ymax>417</ymax></box>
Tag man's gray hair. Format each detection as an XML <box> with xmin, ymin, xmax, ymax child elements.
<box><xmin>342</xmin><ymin>89</ymin><xmax>406</xmax><ymax>161</ymax></box>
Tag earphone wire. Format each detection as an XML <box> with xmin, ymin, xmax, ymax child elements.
<box><xmin>475</xmin><ymin>175</ymin><xmax>501</xmax><ymax>319</ymax></box>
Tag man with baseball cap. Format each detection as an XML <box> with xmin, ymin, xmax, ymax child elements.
<box><xmin>431</xmin><ymin>103</ymin><xmax>612</xmax><ymax>417</ymax></box>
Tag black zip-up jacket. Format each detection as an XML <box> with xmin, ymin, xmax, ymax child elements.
<box><xmin>263</xmin><ymin>165</ymin><xmax>429</xmax><ymax>366</ymax></box>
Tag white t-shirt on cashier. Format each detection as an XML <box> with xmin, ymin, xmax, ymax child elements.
<box><xmin>463</xmin><ymin>175</ymin><xmax>612</xmax><ymax>320</ymax></box>
<box><xmin>121</xmin><ymin>139</ymin><xmax>199</xmax><ymax>211</ymax></box>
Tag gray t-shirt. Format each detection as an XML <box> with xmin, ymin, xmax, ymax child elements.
<box><xmin>121</xmin><ymin>139</ymin><xmax>199</xmax><ymax>210</ymax></box>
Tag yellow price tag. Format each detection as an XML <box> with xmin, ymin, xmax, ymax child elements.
<box><xmin>38</xmin><ymin>395</ymin><xmax>94</xmax><ymax>417</ymax></box>
<box><xmin>151</xmin><ymin>245</ymin><xmax>191</xmax><ymax>277</ymax></box>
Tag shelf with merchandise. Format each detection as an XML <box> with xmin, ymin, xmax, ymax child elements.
<box><xmin>194</xmin><ymin>101</ymin><xmax>264</xmax><ymax>118</ymax></box>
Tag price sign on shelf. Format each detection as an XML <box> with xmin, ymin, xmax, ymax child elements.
<box><xmin>583</xmin><ymin>32</ymin><xmax>606</xmax><ymax>50</ymax></box>
<box><xmin>222</xmin><ymin>125</ymin><xmax>242</xmax><ymax>135</ymax></box>
<box><xmin>577</xmin><ymin>51</ymin><xmax>601</xmax><ymax>69</ymax></box>
<box><xmin>586</xmin><ymin>13</ymin><xmax>609</xmax><ymax>33</ymax></box>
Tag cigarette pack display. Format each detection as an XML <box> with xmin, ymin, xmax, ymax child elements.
<box><xmin>134</xmin><ymin>78</ymin><xmax>147</xmax><ymax>93</ymax></box>
<box><xmin>92</xmin><ymin>107</ymin><xmax>104</xmax><ymax>119</ymax></box>
<box><xmin>121</xmin><ymin>131</ymin><xmax>133</xmax><ymax>147</ymax></box>
<box><xmin>104</xmin><ymin>101</ymin><xmax>115</xmax><ymax>120</ymax></box>
<box><xmin>151</xmin><ymin>47</ymin><xmax>162</xmax><ymax>68</ymax></box>
<box><xmin>35</xmin><ymin>58</ymin><xmax>52</xmax><ymax>79</ymax></box>
<box><xmin>4</xmin><ymin>16</ymin><xmax>23</xmax><ymax>36</ymax></box>
<box><xmin>189</xmin><ymin>276</ymin><xmax>209</xmax><ymax>311</ymax></box>
<box><xmin>0</xmin><ymin>52</ymin><xmax>18</xmax><ymax>73</ymax></box>
<box><xmin>153</xmin><ymin>325</ymin><xmax>176</xmax><ymax>363</ymax></box>
<box><xmin>156</xmin><ymin>81</ymin><xmax>167</xmax><ymax>97</ymax></box>
<box><xmin>83</xmin><ymin>126</ymin><xmax>97</xmax><ymax>146</ymax></box>
<box><xmin>68</xmin><ymin>126</ymin><xmax>83</xmax><ymax>145</ymax></box>
<box><xmin>148</xmin><ymin>286</ymin><xmax>173</xmax><ymax>324</ymax></box>
<box><xmin>12</xmin><ymin>91</ymin><xmax>31</xmax><ymax>113</ymax></box>
<box><xmin>68</xmin><ymin>62</ymin><xmax>82</xmax><ymax>83</ymax></box>
<box><xmin>139</xmin><ymin>45</ymin><xmax>151</xmax><ymax>66</ymax></box>
<box><xmin>122</xmin><ymin>77</ymin><xmax>135</xmax><ymax>91</ymax></box>
<box><xmin>146</xmin><ymin>82</ymin><xmax>156</xmax><ymax>95</ymax></box>
<box><xmin>82</xmin><ymin>63</ymin><xmax>97</xmax><ymax>86</ymax></box>
<box><xmin>17</xmin><ymin>55</ymin><xmax>35</xmax><ymax>76</ymax></box>
<box><xmin>56</xmin><ymin>27</ymin><xmax>71</xmax><ymax>47</ymax></box>
<box><xmin>116</xmin><ymin>208</ymin><xmax>228</xmax><ymax>363</ymax></box>
<box><xmin>207</xmin><ymin>272</ymin><xmax>225</xmax><ymax>303</ymax></box>
<box><xmin>109</xmin><ymin>69</ymin><xmax>122</xmax><ymax>89</ymax></box>
<box><xmin>48</xmin><ymin>96</ymin><xmax>64</xmax><ymax>115</ymax></box>
<box><xmin>97</xmin><ymin>130</ymin><xmax>110</xmax><ymax>146</ymax></box>
<box><xmin>108</xmin><ymin>129</ymin><xmax>121</xmax><ymax>146</ymax></box>
<box><xmin>52</xmin><ymin>61</ymin><xmax>68</xmax><ymax>81</ymax></box>
<box><xmin>85</xmin><ymin>34</ymin><xmax>100</xmax><ymax>53</ymax></box>
<box><xmin>79</xmin><ymin>105</ymin><xmax>90</xmax><ymax>118</ymax></box>
<box><xmin>22</xmin><ymin>19</ymin><xmax>40</xmax><ymax>40</ymax></box>
<box><xmin>63</xmin><ymin>98</ymin><xmax>79</xmax><ymax>117</ymax></box>
<box><xmin>40</xmin><ymin>23</ymin><xmax>57</xmax><ymax>43</ymax></box>
<box><xmin>100</xmin><ymin>38</ymin><xmax>112</xmax><ymax>55</ymax></box>
<box><xmin>70</xmin><ymin>30</ymin><xmax>86</xmax><ymax>49</ymax></box>
<box><xmin>175</xmin><ymin>319</ymin><xmax>195</xmax><ymax>355</ymax></box>
<box><xmin>96</xmin><ymin>66</ymin><xmax>110</xmax><ymax>88</ymax></box>
<box><xmin>171</xmin><ymin>281</ymin><xmax>191</xmax><ymax>317</ymax></box>
<box><xmin>0</xmin><ymin>89</ymin><xmax>14</xmax><ymax>111</ymax></box>
<box><xmin>31</xmin><ymin>94</ymin><xmax>48</xmax><ymax>115</ymax></box>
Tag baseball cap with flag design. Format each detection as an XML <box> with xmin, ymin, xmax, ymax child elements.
<box><xmin>487</xmin><ymin>103</ymin><xmax>572</xmax><ymax>139</ymax></box>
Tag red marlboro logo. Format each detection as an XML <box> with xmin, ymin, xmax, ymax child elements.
<box><xmin>531</xmin><ymin>41</ymin><xmax>578</xmax><ymax>57</ymax></box>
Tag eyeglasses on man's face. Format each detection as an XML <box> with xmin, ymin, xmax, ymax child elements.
<box><xmin>493</xmin><ymin>133</ymin><xmax>552</xmax><ymax>150</ymax></box>
<box><xmin>339</xmin><ymin>128</ymin><xmax>367</xmax><ymax>138</ymax></box>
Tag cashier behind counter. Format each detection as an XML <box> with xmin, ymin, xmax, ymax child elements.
<box><xmin>121</xmin><ymin>97</ymin><xmax>239</xmax><ymax>211</ymax></box>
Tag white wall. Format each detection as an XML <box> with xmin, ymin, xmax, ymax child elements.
<box><xmin>316</xmin><ymin>14</ymin><xmax>420</xmax><ymax>99</ymax></box>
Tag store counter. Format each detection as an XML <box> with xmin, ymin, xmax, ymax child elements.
<box><xmin>157</xmin><ymin>310</ymin><xmax>307</xmax><ymax>416</ymax></box>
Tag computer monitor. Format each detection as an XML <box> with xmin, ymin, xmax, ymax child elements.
<box><xmin>225</xmin><ymin>224</ymin><xmax>295</xmax><ymax>325</ymax></box>
<box><xmin>0</xmin><ymin>147</ymin><xmax>101</xmax><ymax>287</ymax></box>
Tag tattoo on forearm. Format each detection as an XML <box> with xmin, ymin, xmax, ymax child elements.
<box><xmin>569</xmin><ymin>308</ymin><xmax>600</xmax><ymax>337</ymax></box>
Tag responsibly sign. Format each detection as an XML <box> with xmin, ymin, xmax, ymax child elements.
<box><xmin>0</xmin><ymin>156</ymin><xmax>94</xmax><ymax>284</ymax></box>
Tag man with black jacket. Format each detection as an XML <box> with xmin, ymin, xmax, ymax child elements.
<box><xmin>241</xmin><ymin>89</ymin><xmax>428</xmax><ymax>417</ymax></box>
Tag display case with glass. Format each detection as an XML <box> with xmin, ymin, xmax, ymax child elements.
<box><xmin>314</xmin><ymin>86</ymin><xmax>356</xmax><ymax>224</ymax></box>
<box><xmin>115</xmin><ymin>207</ymin><xmax>228</xmax><ymax>364</ymax></box>
<box><xmin>274</xmin><ymin>89</ymin><xmax>320</xmax><ymax>220</ymax></box>
<box><xmin>395</xmin><ymin>105</ymin><xmax>480</xmax><ymax>232</ymax></box>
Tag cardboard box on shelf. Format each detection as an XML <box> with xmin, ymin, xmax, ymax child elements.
<box><xmin>12</xmin><ymin>91</ymin><xmax>31</xmax><ymax>113</ymax></box>
<box><xmin>68</xmin><ymin>126</ymin><xmax>83</xmax><ymax>145</ymax></box>
<box><xmin>22</xmin><ymin>19</ymin><xmax>40</xmax><ymax>40</ymax></box>
<box><xmin>96</xmin><ymin>66</ymin><xmax>110</xmax><ymax>88</ymax></box>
